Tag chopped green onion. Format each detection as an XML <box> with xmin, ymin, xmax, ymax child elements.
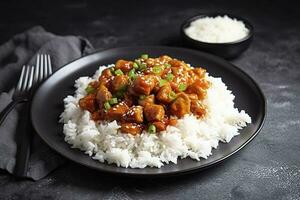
<box><xmin>166</xmin><ymin>73</ymin><xmax>174</xmax><ymax>81</ymax></box>
<box><xmin>110</xmin><ymin>67</ymin><xmax>115</xmax><ymax>73</ymax></box>
<box><xmin>139</xmin><ymin>63</ymin><xmax>147</xmax><ymax>71</ymax></box>
<box><xmin>139</xmin><ymin>95</ymin><xmax>146</xmax><ymax>100</ymax></box>
<box><xmin>114</xmin><ymin>69</ymin><xmax>124</xmax><ymax>76</ymax></box>
<box><xmin>134</xmin><ymin>58</ymin><xmax>147</xmax><ymax>71</ymax></box>
<box><xmin>112</xmin><ymin>95</ymin><xmax>120</xmax><ymax>100</ymax></box>
<box><xmin>159</xmin><ymin>79</ymin><xmax>168</xmax><ymax>87</ymax></box>
<box><xmin>134</xmin><ymin>59</ymin><xmax>141</xmax><ymax>65</ymax></box>
<box><xmin>164</xmin><ymin>63</ymin><xmax>171</xmax><ymax>68</ymax></box>
<box><xmin>109</xmin><ymin>98</ymin><xmax>118</xmax><ymax>105</ymax></box>
<box><xmin>148</xmin><ymin>124</ymin><xmax>156</xmax><ymax>134</ymax></box>
<box><xmin>128</xmin><ymin>69</ymin><xmax>137</xmax><ymax>80</ymax></box>
<box><xmin>132</xmin><ymin>62</ymin><xmax>139</xmax><ymax>69</ymax></box>
<box><xmin>141</xmin><ymin>54</ymin><xmax>149</xmax><ymax>59</ymax></box>
<box><xmin>115</xmin><ymin>85</ymin><xmax>128</xmax><ymax>98</ymax></box>
<box><xmin>104</xmin><ymin>101</ymin><xmax>111</xmax><ymax>110</ymax></box>
<box><xmin>178</xmin><ymin>83</ymin><xmax>187</xmax><ymax>92</ymax></box>
<box><xmin>168</xmin><ymin>91</ymin><xmax>177</xmax><ymax>100</ymax></box>
<box><xmin>152</xmin><ymin>65</ymin><xmax>163</xmax><ymax>74</ymax></box>
<box><xmin>85</xmin><ymin>85</ymin><xmax>95</xmax><ymax>94</ymax></box>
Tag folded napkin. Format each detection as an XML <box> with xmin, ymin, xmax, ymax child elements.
<box><xmin>0</xmin><ymin>26</ymin><xmax>94</xmax><ymax>180</ymax></box>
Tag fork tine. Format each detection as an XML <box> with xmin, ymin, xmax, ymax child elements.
<box><xmin>47</xmin><ymin>55</ymin><xmax>52</xmax><ymax>75</ymax></box>
<box><xmin>26</xmin><ymin>66</ymin><xmax>34</xmax><ymax>90</ymax></box>
<box><xmin>34</xmin><ymin>54</ymin><xmax>40</xmax><ymax>83</ymax></box>
<box><xmin>21</xmin><ymin>66</ymin><xmax>30</xmax><ymax>91</ymax></box>
<box><xmin>39</xmin><ymin>54</ymin><xmax>44</xmax><ymax>81</ymax></box>
<box><xmin>34</xmin><ymin>54</ymin><xmax>52</xmax><ymax>84</ymax></box>
<box><xmin>44</xmin><ymin>54</ymin><xmax>48</xmax><ymax>79</ymax></box>
<box><xmin>16</xmin><ymin>66</ymin><xmax>26</xmax><ymax>91</ymax></box>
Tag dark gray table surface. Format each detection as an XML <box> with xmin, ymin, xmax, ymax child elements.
<box><xmin>0</xmin><ymin>0</ymin><xmax>299</xmax><ymax>199</ymax></box>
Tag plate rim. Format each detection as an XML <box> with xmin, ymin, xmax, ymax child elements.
<box><xmin>31</xmin><ymin>46</ymin><xmax>266</xmax><ymax>176</ymax></box>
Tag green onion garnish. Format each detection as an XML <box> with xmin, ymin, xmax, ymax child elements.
<box><xmin>164</xmin><ymin>63</ymin><xmax>171</xmax><ymax>68</ymax></box>
<box><xmin>85</xmin><ymin>85</ymin><xmax>95</xmax><ymax>94</ymax></box>
<box><xmin>148</xmin><ymin>124</ymin><xmax>156</xmax><ymax>134</ymax></box>
<box><xmin>134</xmin><ymin>59</ymin><xmax>141</xmax><ymax>65</ymax></box>
<box><xmin>141</xmin><ymin>54</ymin><xmax>149</xmax><ymax>59</ymax></box>
<box><xmin>152</xmin><ymin>65</ymin><xmax>163</xmax><ymax>74</ymax></box>
<box><xmin>168</xmin><ymin>91</ymin><xmax>177</xmax><ymax>100</ymax></box>
<box><xmin>109</xmin><ymin>97</ymin><xmax>118</xmax><ymax>105</ymax></box>
<box><xmin>132</xmin><ymin>62</ymin><xmax>139</xmax><ymax>69</ymax></box>
<box><xmin>139</xmin><ymin>63</ymin><xmax>147</xmax><ymax>71</ymax></box>
<box><xmin>178</xmin><ymin>83</ymin><xmax>187</xmax><ymax>92</ymax></box>
<box><xmin>110</xmin><ymin>67</ymin><xmax>115</xmax><ymax>73</ymax></box>
<box><xmin>104</xmin><ymin>101</ymin><xmax>111</xmax><ymax>110</ymax></box>
<box><xmin>114</xmin><ymin>69</ymin><xmax>124</xmax><ymax>76</ymax></box>
<box><xmin>159</xmin><ymin>79</ymin><xmax>168</xmax><ymax>87</ymax></box>
<box><xmin>115</xmin><ymin>85</ymin><xmax>128</xmax><ymax>98</ymax></box>
<box><xmin>128</xmin><ymin>69</ymin><xmax>136</xmax><ymax>80</ymax></box>
<box><xmin>166</xmin><ymin>73</ymin><xmax>174</xmax><ymax>81</ymax></box>
<box><xmin>139</xmin><ymin>95</ymin><xmax>146</xmax><ymax>100</ymax></box>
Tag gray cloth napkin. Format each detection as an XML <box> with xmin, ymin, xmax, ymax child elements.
<box><xmin>0</xmin><ymin>26</ymin><xmax>94</xmax><ymax>180</ymax></box>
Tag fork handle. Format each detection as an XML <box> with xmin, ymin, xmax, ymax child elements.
<box><xmin>14</xmin><ymin>101</ymin><xmax>32</xmax><ymax>177</ymax></box>
<box><xmin>0</xmin><ymin>99</ymin><xmax>27</xmax><ymax>126</ymax></box>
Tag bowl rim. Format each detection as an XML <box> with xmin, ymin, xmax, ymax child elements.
<box><xmin>181</xmin><ymin>12</ymin><xmax>254</xmax><ymax>45</ymax></box>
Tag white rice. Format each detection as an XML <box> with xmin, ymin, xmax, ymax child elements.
<box><xmin>60</xmin><ymin>65</ymin><xmax>251</xmax><ymax>168</ymax></box>
<box><xmin>184</xmin><ymin>15</ymin><xmax>249</xmax><ymax>43</ymax></box>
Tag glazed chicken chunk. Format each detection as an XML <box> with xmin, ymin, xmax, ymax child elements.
<box><xmin>144</xmin><ymin>104</ymin><xmax>165</xmax><ymax>122</ymax></box>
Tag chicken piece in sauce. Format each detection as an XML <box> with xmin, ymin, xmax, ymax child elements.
<box><xmin>144</xmin><ymin>104</ymin><xmax>165</xmax><ymax>122</ymax></box>
<box><xmin>115</xmin><ymin>59</ymin><xmax>133</xmax><ymax>73</ymax></box>
<box><xmin>123</xmin><ymin>105</ymin><xmax>144</xmax><ymax>123</ymax></box>
<box><xmin>132</xmin><ymin>75</ymin><xmax>157</xmax><ymax>96</ymax></box>
<box><xmin>190</xmin><ymin>99</ymin><xmax>206</xmax><ymax>117</ymax></box>
<box><xmin>96</xmin><ymin>85</ymin><xmax>112</xmax><ymax>107</ymax></box>
<box><xmin>106</xmin><ymin>102</ymin><xmax>129</xmax><ymax>121</ymax></box>
<box><xmin>156</xmin><ymin>83</ymin><xmax>174</xmax><ymax>104</ymax></box>
<box><xmin>98</xmin><ymin>69</ymin><xmax>113</xmax><ymax>86</ymax></box>
<box><xmin>79</xmin><ymin>94</ymin><xmax>97</xmax><ymax>113</ymax></box>
<box><xmin>111</xmin><ymin>75</ymin><xmax>129</xmax><ymax>93</ymax></box>
<box><xmin>152</xmin><ymin>121</ymin><xmax>167</xmax><ymax>132</ymax></box>
<box><xmin>170</xmin><ymin>93</ymin><xmax>191</xmax><ymax>118</ymax></box>
<box><xmin>138</xmin><ymin>95</ymin><xmax>155</xmax><ymax>107</ymax></box>
<box><xmin>186</xmin><ymin>79</ymin><xmax>210</xmax><ymax>100</ymax></box>
<box><xmin>120</xmin><ymin>123</ymin><xmax>143</xmax><ymax>135</ymax></box>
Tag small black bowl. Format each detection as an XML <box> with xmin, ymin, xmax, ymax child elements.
<box><xmin>181</xmin><ymin>13</ymin><xmax>254</xmax><ymax>59</ymax></box>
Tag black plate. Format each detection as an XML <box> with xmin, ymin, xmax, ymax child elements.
<box><xmin>31</xmin><ymin>46</ymin><xmax>266</xmax><ymax>176</ymax></box>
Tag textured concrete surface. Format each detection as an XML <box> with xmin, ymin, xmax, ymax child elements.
<box><xmin>0</xmin><ymin>0</ymin><xmax>300</xmax><ymax>199</ymax></box>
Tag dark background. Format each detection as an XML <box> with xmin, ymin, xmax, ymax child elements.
<box><xmin>1</xmin><ymin>0</ymin><xmax>300</xmax><ymax>199</ymax></box>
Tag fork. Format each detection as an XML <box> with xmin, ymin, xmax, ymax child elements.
<box><xmin>0</xmin><ymin>65</ymin><xmax>34</xmax><ymax>125</ymax></box>
<box><xmin>0</xmin><ymin>55</ymin><xmax>52</xmax><ymax>126</ymax></box>
<box><xmin>14</xmin><ymin>54</ymin><xmax>53</xmax><ymax>177</ymax></box>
